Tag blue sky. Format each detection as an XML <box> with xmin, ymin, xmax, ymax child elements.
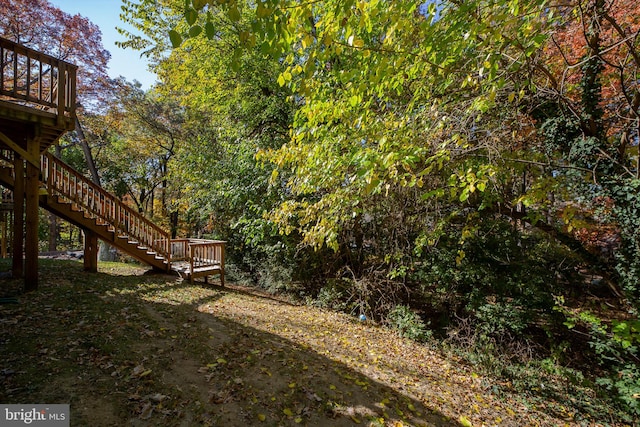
<box><xmin>48</xmin><ymin>0</ymin><xmax>156</xmax><ymax>89</ymax></box>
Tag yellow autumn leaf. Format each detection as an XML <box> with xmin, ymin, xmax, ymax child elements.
<box><xmin>459</xmin><ymin>415</ymin><xmax>473</xmax><ymax>427</ymax></box>
<box><xmin>257</xmin><ymin>414</ymin><xmax>266</xmax><ymax>422</ymax></box>
<box><xmin>283</xmin><ymin>408</ymin><xmax>294</xmax><ymax>416</ymax></box>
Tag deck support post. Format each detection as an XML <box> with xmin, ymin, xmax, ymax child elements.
<box><xmin>24</xmin><ymin>138</ymin><xmax>40</xmax><ymax>291</ymax></box>
<box><xmin>83</xmin><ymin>230</ymin><xmax>98</xmax><ymax>272</ymax></box>
<box><xmin>12</xmin><ymin>155</ymin><xmax>24</xmax><ymax>279</ymax></box>
<box><xmin>1</xmin><ymin>213</ymin><xmax>7</xmax><ymax>258</ymax></box>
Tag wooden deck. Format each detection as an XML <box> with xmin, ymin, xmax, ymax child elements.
<box><xmin>0</xmin><ymin>37</ymin><xmax>76</xmax><ymax>155</ymax></box>
<box><xmin>0</xmin><ymin>36</ymin><xmax>77</xmax><ymax>290</ymax></box>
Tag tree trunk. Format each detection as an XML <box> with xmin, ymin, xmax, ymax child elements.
<box><xmin>74</xmin><ymin>116</ymin><xmax>101</xmax><ymax>185</ymax></box>
<box><xmin>48</xmin><ymin>212</ymin><xmax>57</xmax><ymax>252</ymax></box>
<box><xmin>170</xmin><ymin>210</ymin><xmax>179</xmax><ymax>239</ymax></box>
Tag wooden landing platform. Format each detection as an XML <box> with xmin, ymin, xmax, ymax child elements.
<box><xmin>172</xmin><ymin>260</ymin><xmax>225</xmax><ymax>286</ymax></box>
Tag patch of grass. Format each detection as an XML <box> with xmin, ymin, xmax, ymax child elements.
<box><xmin>1</xmin><ymin>260</ymin><xmax>192</xmax><ymax>422</ymax></box>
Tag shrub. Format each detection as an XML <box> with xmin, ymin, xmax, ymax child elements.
<box><xmin>386</xmin><ymin>305</ymin><xmax>432</xmax><ymax>342</ymax></box>
<box><xmin>555</xmin><ymin>297</ymin><xmax>640</xmax><ymax>418</ymax></box>
<box><xmin>474</xmin><ymin>300</ymin><xmax>530</xmax><ymax>338</ymax></box>
<box><xmin>596</xmin><ymin>364</ymin><xmax>640</xmax><ymax>417</ymax></box>
<box><xmin>313</xmin><ymin>279</ymin><xmax>350</xmax><ymax>312</ymax></box>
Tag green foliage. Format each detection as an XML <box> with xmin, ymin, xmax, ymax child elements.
<box><xmin>158</xmin><ymin>0</ymin><xmax>554</xmax><ymax>253</ymax></box>
<box><xmin>387</xmin><ymin>305</ymin><xmax>432</xmax><ymax>342</ymax></box>
<box><xmin>117</xmin><ymin>0</ymin><xmax>640</xmax><ymax>419</ymax></box>
<box><xmin>168</xmin><ymin>29</ymin><xmax>182</xmax><ymax>47</ymax></box>
<box><xmin>609</xmin><ymin>188</ymin><xmax>640</xmax><ymax>308</ymax></box>
<box><xmin>413</xmin><ymin>218</ymin><xmax>573</xmax><ymax>331</ymax></box>
<box><xmin>312</xmin><ymin>280</ymin><xmax>350</xmax><ymax>312</ymax></box>
<box><xmin>596</xmin><ymin>364</ymin><xmax>640</xmax><ymax>417</ymax></box>
<box><xmin>475</xmin><ymin>301</ymin><xmax>529</xmax><ymax>338</ymax></box>
<box><xmin>555</xmin><ymin>297</ymin><xmax>640</xmax><ymax>417</ymax></box>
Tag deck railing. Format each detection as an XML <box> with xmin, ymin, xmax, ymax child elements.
<box><xmin>189</xmin><ymin>240</ymin><xmax>225</xmax><ymax>272</ymax></box>
<box><xmin>170</xmin><ymin>238</ymin><xmax>190</xmax><ymax>262</ymax></box>
<box><xmin>41</xmin><ymin>152</ymin><xmax>171</xmax><ymax>261</ymax></box>
<box><xmin>0</xmin><ymin>36</ymin><xmax>77</xmax><ymax>124</ymax></box>
<box><xmin>171</xmin><ymin>238</ymin><xmax>225</xmax><ymax>266</ymax></box>
<box><xmin>2</xmin><ymin>148</ymin><xmax>224</xmax><ymax>272</ymax></box>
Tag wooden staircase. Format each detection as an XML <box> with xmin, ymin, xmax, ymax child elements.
<box><xmin>0</xmin><ymin>36</ymin><xmax>225</xmax><ymax>287</ymax></box>
<box><xmin>0</xmin><ymin>152</ymin><xmax>170</xmax><ymax>269</ymax></box>
<box><xmin>0</xmin><ymin>151</ymin><xmax>226</xmax><ymax>281</ymax></box>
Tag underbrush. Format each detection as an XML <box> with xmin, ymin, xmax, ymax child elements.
<box><xmin>442</xmin><ymin>315</ymin><xmax>636</xmax><ymax>425</ymax></box>
<box><xmin>305</xmin><ymin>282</ymin><xmax>636</xmax><ymax>423</ymax></box>
<box><xmin>203</xmin><ymin>210</ymin><xmax>640</xmax><ymax>423</ymax></box>
<box><xmin>288</xmin><ymin>220</ymin><xmax>640</xmax><ymax>424</ymax></box>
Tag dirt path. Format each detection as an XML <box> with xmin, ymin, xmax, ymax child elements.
<box><xmin>0</xmin><ymin>260</ymin><xmax>604</xmax><ymax>425</ymax></box>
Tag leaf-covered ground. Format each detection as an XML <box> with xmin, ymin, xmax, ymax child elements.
<box><xmin>0</xmin><ymin>260</ymin><xmax>621</xmax><ymax>426</ymax></box>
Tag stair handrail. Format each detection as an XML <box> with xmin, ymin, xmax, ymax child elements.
<box><xmin>41</xmin><ymin>152</ymin><xmax>171</xmax><ymax>261</ymax></box>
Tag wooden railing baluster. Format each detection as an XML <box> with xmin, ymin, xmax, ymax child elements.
<box><xmin>0</xmin><ymin>37</ymin><xmax>76</xmax><ymax>121</ymax></box>
<box><xmin>1</xmin><ymin>46</ymin><xmax>4</xmax><ymax>90</ymax></box>
<box><xmin>41</xmin><ymin>152</ymin><xmax>172</xmax><ymax>261</ymax></box>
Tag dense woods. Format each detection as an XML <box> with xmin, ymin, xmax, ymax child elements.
<box><xmin>2</xmin><ymin>0</ymin><xmax>639</xmax><ymax>421</ymax></box>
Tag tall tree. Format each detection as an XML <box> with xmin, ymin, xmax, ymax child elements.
<box><xmin>164</xmin><ymin>0</ymin><xmax>554</xmax><ymax>255</ymax></box>
<box><xmin>120</xmin><ymin>0</ymin><xmax>304</xmax><ymax>283</ymax></box>
<box><xmin>526</xmin><ymin>0</ymin><xmax>640</xmax><ymax>298</ymax></box>
<box><xmin>95</xmin><ymin>80</ymin><xmax>196</xmax><ymax>236</ymax></box>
